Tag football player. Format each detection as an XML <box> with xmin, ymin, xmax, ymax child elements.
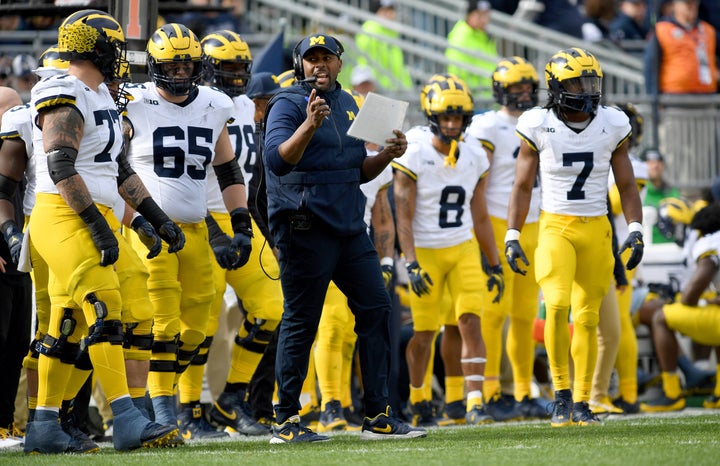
<box><xmin>122</xmin><ymin>23</ymin><xmax>253</xmax><ymax>432</ymax></box>
<box><xmin>26</xmin><ymin>10</ymin><xmax>183</xmax><ymax>452</ymax></box>
<box><xmin>506</xmin><ymin>48</ymin><xmax>644</xmax><ymax>426</ymax></box>
<box><xmin>466</xmin><ymin>56</ymin><xmax>549</xmax><ymax>421</ymax></box>
<box><xmin>393</xmin><ymin>74</ymin><xmax>504</xmax><ymax>426</ymax></box>
<box><xmin>176</xmin><ymin>29</ymin><xmax>279</xmax><ymax>439</ymax></box>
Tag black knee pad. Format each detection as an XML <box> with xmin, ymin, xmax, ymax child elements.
<box><xmin>234</xmin><ymin>318</ymin><xmax>274</xmax><ymax>354</ymax></box>
<box><xmin>123</xmin><ymin>323</ymin><xmax>154</xmax><ymax>351</ymax></box>
<box><xmin>190</xmin><ymin>336</ymin><xmax>213</xmax><ymax>366</ymax></box>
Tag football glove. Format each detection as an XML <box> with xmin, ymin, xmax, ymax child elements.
<box><xmin>486</xmin><ymin>264</ymin><xmax>504</xmax><ymax>303</ymax></box>
<box><xmin>130</xmin><ymin>216</ymin><xmax>162</xmax><ymax>259</ymax></box>
<box><xmin>79</xmin><ymin>205</ymin><xmax>119</xmax><ymax>267</ymax></box>
<box><xmin>1</xmin><ymin>220</ymin><xmax>23</xmax><ymax>266</ymax></box>
<box><xmin>406</xmin><ymin>260</ymin><xmax>433</xmax><ymax>297</ymax></box>
<box><xmin>381</xmin><ymin>264</ymin><xmax>394</xmax><ymax>288</ymax></box>
<box><xmin>620</xmin><ymin>231</ymin><xmax>644</xmax><ymax>270</ymax></box>
<box><xmin>136</xmin><ymin>197</ymin><xmax>185</xmax><ymax>253</ymax></box>
<box><xmin>504</xmin><ymin>240</ymin><xmax>529</xmax><ymax>275</ymax></box>
<box><xmin>205</xmin><ymin>214</ymin><xmax>236</xmax><ymax>270</ymax></box>
<box><xmin>230</xmin><ymin>208</ymin><xmax>253</xmax><ymax>269</ymax></box>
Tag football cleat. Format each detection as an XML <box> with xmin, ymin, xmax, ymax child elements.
<box><xmin>465</xmin><ymin>405</ymin><xmax>493</xmax><ymax>425</ymax></box>
<box><xmin>317</xmin><ymin>400</ymin><xmax>347</xmax><ymax>432</ymax></box>
<box><xmin>517</xmin><ymin>396</ymin><xmax>551</xmax><ymax>420</ymax></box>
<box><xmin>437</xmin><ymin>400</ymin><xmax>466</xmax><ymax>426</ymax></box>
<box><xmin>702</xmin><ymin>395</ymin><xmax>720</xmax><ymax>409</ymax></box>
<box><xmin>589</xmin><ymin>396</ymin><xmax>623</xmax><ymax>414</ymax></box>
<box><xmin>484</xmin><ymin>393</ymin><xmax>523</xmax><ymax>422</ymax></box>
<box><xmin>612</xmin><ymin>397</ymin><xmax>640</xmax><ymax>414</ymax></box>
<box><xmin>209</xmin><ymin>390</ymin><xmax>269</xmax><ymax>436</ymax></box>
<box><xmin>178</xmin><ymin>404</ymin><xmax>229</xmax><ymax>441</ymax></box>
<box><xmin>360</xmin><ymin>408</ymin><xmax>427</xmax><ymax>440</ymax></box>
<box><xmin>550</xmin><ymin>390</ymin><xmax>573</xmax><ymax>427</ymax></box>
<box><xmin>571</xmin><ymin>402</ymin><xmax>602</xmax><ymax>426</ymax></box>
<box><xmin>269</xmin><ymin>415</ymin><xmax>329</xmax><ymax>444</ymax></box>
<box><xmin>60</xmin><ymin>410</ymin><xmax>100</xmax><ymax>453</ymax></box>
<box><xmin>138</xmin><ymin>423</ymin><xmax>184</xmax><ymax>449</ymax></box>
<box><xmin>408</xmin><ymin>400</ymin><xmax>437</xmax><ymax>427</ymax></box>
<box><xmin>640</xmin><ymin>394</ymin><xmax>686</xmax><ymax>413</ymax></box>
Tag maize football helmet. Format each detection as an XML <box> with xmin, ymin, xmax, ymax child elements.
<box><xmin>421</xmin><ymin>74</ymin><xmax>474</xmax><ymax>143</ymax></box>
<box><xmin>57</xmin><ymin>9</ymin><xmax>127</xmax><ymax>83</ymax></box>
<box><xmin>201</xmin><ymin>30</ymin><xmax>253</xmax><ymax>97</ymax></box>
<box><xmin>545</xmin><ymin>47</ymin><xmax>603</xmax><ymax>116</ymax></box>
<box><xmin>656</xmin><ymin>197</ymin><xmax>694</xmax><ymax>246</ymax></box>
<box><xmin>615</xmin><ymin>103</ymin><xmax>644</xmax><ymax>149</ymax></box>
<box><xmin>147</xmin><ymin>23</ymin><xmax>203</xmax><ymax>96</ymax></box>
<box><xmin>492</xmin><ymin>56</ymin><xmax>539</xmax><ymax>111</ymax></box>
<box><xmin>35</xmin><ymin>44</ymin><xmax>69</xmax><ymax>78</ymax></box>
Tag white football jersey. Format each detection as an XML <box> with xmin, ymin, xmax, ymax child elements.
<box><xmin>124</xmin><ymin>83</ymin><xmax>234</xmax><ymax>223</ymax></box>
<box><xmin>691</xmin><ymin>230</ymin><xmax>720</xmax><ymax>289</ymax></box>
<box><xmin>392</xmin><ymin>132</ymin><xmax>490</xmax><ymax>249</ymax></box>
<box><xmin>361</xmin><ymin>154</ymin><xmax>392</xmax><ymax>230</ymax></box>
<box><xmin>207</xmin><ymin>94</ymin><xmax>256</xmax><ymax>213</ymax></box>
<box><xmin>467</xmin><ymin>110</ymin><xmax>541</xmax><ymax>222</ymax></box>
<box><xmin>516</xmin><ymin>106</ymin><xmax>631</xmax><ymax>217</ymax></box>
<box><xmin>31</xmin><ymin>74</ymin><xmax>122</xmax><ymax>209</ymax></box>
<box><xmin>1</xmin><ymin>103</ymin><xmax>35</xmax><ymax>216</ymax></box>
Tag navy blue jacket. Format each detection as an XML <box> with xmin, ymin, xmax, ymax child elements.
<box><xmin>263</xmin><ymin>83</ymin><xmax>367</xmax><ymax>236</ymax></box>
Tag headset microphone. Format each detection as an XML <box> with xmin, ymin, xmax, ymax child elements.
<box><xmin>298</xmin><ymin>76</ymin><xmax>318</xmax><ymax>83</ymax></box>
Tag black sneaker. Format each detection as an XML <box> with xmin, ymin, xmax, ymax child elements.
<box><xmin>269</xmin><ymin>415</ymin><xmax>330</xmax><ymax>444</ymax></box>
<box><xmin>571</xmin><ymin>402</ymin><xmax>602</xmax><ymax>426</ymax></box>
<box><xmin>408</xmin><ymin>400</ymin><xmax>437</xmax><ymax>427</ymax></box>
<box><xmin>550</xmin><ymin>390</ymin><xmax>573</xmax><ymax>427</ymax></box>
<box><xmin>209</xmin><ymin>390</ymin><xmax>269</xmax><ymax>436</ymax></box>
<box><xmin>465</xmin><ymin>405</ymin><xmax>493</xmax><ymax>425</ymax></box>
<box><xmin>318</xmin><ymin>400</ymin><xmax>347</xmax><ymax>432</ymax></box>
<box><xmin>178</xmin><ymin>404</ymin><xmax>229</xmax><ymax>441</ymax></box>
<box><xmin>612</xmin><ymin>397</ymin><xmax>640</xmax><ymax>414</ymax></box>
<box><xmin>437</xmin><ymin>400</ymin><xmax>466</xmax><ymax>426</ymax></box>
<box><xmin>360</xmin><ymin>408</ymin><xmax>427</xmax><ymax>440</ymax></box>
<box><xmin>517</xmin><ymin>396</ymin><xmax>551</xmax><ymax>420</ymax></box>
<box><xmin>484</xmin><ymin>393</ymin><xmax>523</xmax><ymax>422</ymax></box>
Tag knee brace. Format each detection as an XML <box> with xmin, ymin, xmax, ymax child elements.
<box><xmin>83</xmin><ymin>293</ymin><xmax>124</xmax><ymax>348</ymax></box>
<box><xmin>190</xmin><ymin>336</ymin><xmax>213</xmax><ymax>366</ymax></box>
<box><xmin>177</xmin><ymin>340</ymin><xmax>200</xmax><ymax>374</ymax></box>
<box><xmin>149</xmin><ymin>336</ymin><xmax>179</xmax><ymax>373</ymax></box>
<box><xmin>23</xmin><ymin>336</ymin><xmax>42</xmax><ymax>370</ymax></box>
<box><xmin>124</xmin><ymin>322</ymin><xmax>154</xmax><ymax>361</ymax></box>
<box><xmin>36</xmin><ymin>309</ymin><xmax>82</xmax><ymax>364</ymax></box>
<box><xmin>234</xmin><ymin>318</ymin><xmax>274</xmax><ymax>354</ymax></box>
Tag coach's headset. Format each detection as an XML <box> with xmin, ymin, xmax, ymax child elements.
<box><xmin>292</xmin><ymin>34</ymin><xmax>344</xmax><ymax>81</ymax></box>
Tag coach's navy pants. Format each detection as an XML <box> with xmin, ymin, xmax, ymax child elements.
<box><xmin>273</xmin><ymin>219</ymin><xmax>391</xmax><ymax>424</ymax></box>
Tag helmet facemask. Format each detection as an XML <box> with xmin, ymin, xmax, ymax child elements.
<box><xmin>551</xmin><ymin>75</ymin><xmax>602</xmax><ymax>114</ymax></box>
<box><xmin>150</xmin><ymin>59</ymin><xmax>203</xmax><ymax>96</ymax></box>
<box><xmin>206</xmin><ymin>60</ymin><xmax>252</xmax><ymax>97</ymax></box>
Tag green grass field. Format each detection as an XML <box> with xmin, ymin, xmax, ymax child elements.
<box><xmin>3</xmin><ymin>409</ymin><xmax>720</xmax><ymax>466</ymax></box>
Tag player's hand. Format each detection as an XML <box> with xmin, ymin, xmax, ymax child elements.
<box><xmin>85</xmin><ymin>215</ymin><xmax>119</xmax><ymax>267</ymax></box>
<box><xmin>381</xmin><ymin>263</ymin><xmax>394</xmax><ymax>288</ymax></box>
<box><xmin>230</xmin><ymin>232</ymin><xmax>252</xmax><ymax>269</ymax></box>
<box><xmin>1</xmin><ymin>221</ymin><xmax>23</xmax><ymax>266</ymax></box>
<box><xmin>505</xmin><ymin>240</ymin><xmax>529</xmax><ymax>275</ymax></box>
<box><xmin>130</xmin><ymin>216</ymin><xmax>162</xmax><ymax>259</ymax></box>
<box><xmin>486</xmin><ymin>264</ymin><xmax>504</xmax><ymax>303</ymax></box>
<box><xmin>406</xmin><ymin>260</ymin><xmax>433</xmax><ymax>297</ymax></box>
<box><xmin>209</xmin><ymin>233</ymin><xmax>236</xmax><ymax>269</ymax></box>
<box><xmin>620</xmin><ymin>231</ymin><xmax>644</xmax><ymax>270</ymax></box>
<box><xmin>157</xmin><ymin>220</ymin><xmax>185</xmax><ymax>254</ymax></box>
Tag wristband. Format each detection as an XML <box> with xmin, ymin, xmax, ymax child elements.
<box><xmin>628</xmin><ymin>222</ymin><xmax>643</xmax><ymax>234</ymax></box>
<box><xmin>504</xmin><ymin>229</ymin><xmax>521</xmax><ymax>242</ymax></box>
<box><xmin>380</xmin><ymin>256</ymin><xmax>394</xmax><ymax>267</ymax></box>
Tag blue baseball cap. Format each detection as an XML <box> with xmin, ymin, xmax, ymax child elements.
<box><xmin>246</xmin><ymin>72</ymin><xmax>280</xmax><ymax>99</ymax></box>
<box><xmin>297</xmin><ymin>34</ymin><xmax>343</xmax><ymax>59</ymax></box>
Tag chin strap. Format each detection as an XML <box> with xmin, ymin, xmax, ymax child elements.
<box><xmin>444</xmin><ymin>139</ymin><xmax>459</xmax><ymax>168</ymax></box>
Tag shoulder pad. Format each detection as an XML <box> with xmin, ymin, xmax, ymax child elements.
<box><xmin>519</xmin><ymin>107</ymin><xmax>545</xmax><ymax>129</ymax></box>
<box><xmin>470</xmin><ymin>111</ymin><xmax>496</xmax><ymax>129</ymax></box>
<box><xmin>602</xmin><ymin>105</ymin><xmax>630</xmax><ymax>128</ymax></box>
